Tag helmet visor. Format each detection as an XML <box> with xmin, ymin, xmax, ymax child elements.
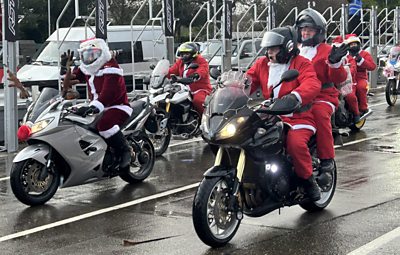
<box><xmin>79</xmin><ymin>48</ymin><xmax>102</xmax><ymax>65</ymax></box>
<box><xmin>261</xmin><ymin>31</ymin><xmax>285</xmax><ymax>48</ymax></box>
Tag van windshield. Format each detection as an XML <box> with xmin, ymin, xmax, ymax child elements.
<box><xmin>34</xmin><ymin>41</ymin><xmax>80</xmax><ymax>64</ymax></box>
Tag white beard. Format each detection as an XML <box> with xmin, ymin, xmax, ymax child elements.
<box><xmin>268</xmin><ymin>62</ymin><xmax>290</xmax><ymax>99</ymax></box>
<box><xmin>299</xmin><ymin>45</ymin><xmax>318</xmax><ymax>60</ymax></box>
<box><xmin>79</xmin><ymin>50</ymin><xmax>112</xmax><ymax>76</ymax></box>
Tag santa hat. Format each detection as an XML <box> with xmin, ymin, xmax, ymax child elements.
<box><xmin>345</xmin><ymin>34</ymin><xmax>361</xmax><ymax>44</ymax></box>
<box><xmin>332</xmin><ymin>35</ymin><xmax>344</xmax><ymax>46</ymax></box>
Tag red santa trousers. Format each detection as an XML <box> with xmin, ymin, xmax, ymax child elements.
<box><xmin>192</xmin><ymin>90</ymin><xmax>209</xmax><ymax>115</ymax></box>
<box><xmin>286</xmin><ymin>128</ymin><xmax>314</xmax><ymax>180</ymax></box>
<box><xmin>355</xmin><ymin>78</ymin><xmax>369</xmax><ymax>112</ymax></box>
<box><xmin>97</xmin><ymin>108</ymin><xmax>130</xmax><ymax>138</ymax></box>
<box><xmin>312</xmin><ymin>102</ymin><xmax>335</xmax><ymax>160</ymax></box>
<box><xmin>344</xmin><ymin>85</ymin><xmax>360</xmax><ymax>116</ymax></box>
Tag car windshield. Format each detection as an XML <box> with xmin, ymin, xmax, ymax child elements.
<box><xmin>34</xmin><ymin>41</ymin><xmax>80</xmax><ymax>64</ymax></box>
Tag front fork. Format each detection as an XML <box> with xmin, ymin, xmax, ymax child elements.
<box><xmin>215</xmin><ymin>147</ymin><xmax>246</xmax><ymax>219</ymax></box>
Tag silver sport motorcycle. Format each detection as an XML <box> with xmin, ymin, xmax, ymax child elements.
<box><xmin>10</xmin><ymin>92</ymin><xmax>155</xmax><ymax>206</ymax></box>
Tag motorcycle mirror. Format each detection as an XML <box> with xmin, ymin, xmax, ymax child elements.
<box><xmin>149</xmin><ymin>64</ymin><xmax>156</xmax><ymax>70</ymax></box>
<box><xmin>279</xmin><ymin>69</ymin><xmax>299</xmax><ymax>84</ymax></box>
<box><xmin>209</xmin><ymin>68</ymin><xmax>221</xmax><ymax>80</ymax></box>
<box><xmin>188</xmin><ymin>63</ymin><xmax>199</xmax><ymax>69</ymax></box>
<box><xmin>143</xmin><ymin>76</ymin><xmax>151</xmax><ymax>85</ymax></box>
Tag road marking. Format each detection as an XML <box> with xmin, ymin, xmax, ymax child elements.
<box><xmin>168</xmin><ymin>137</ymin><xmax>203</xmax><ymax>147</ymax></box>
<box><xmin>0</xmin><ymin>182</ymin><xmax>200</xmax><ymax>243</ymax></box>
<box><xmin>0</xmin><ymin>177</ymin><xmax>10</xmax><ymax>182</ymax></box>
<box><xmin>346</xmin><ymin>227</ymin><xmax>400</xmax><ymax>255</ymax></box>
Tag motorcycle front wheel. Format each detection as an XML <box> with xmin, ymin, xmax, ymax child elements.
<box><xmin>192</xmin><ymin>177</ymin><xmax>241</xmax><ymax>248</ymax></box>
<box><xmin>350</xmin><ymin>118</ymin><xmax>366</xmax><ymax>131</ymax></box>
<box><xmin>120</xmin><ymin>134</ymin><xmax>155</xmax><ymax>184</ymax></box>
<box><xmin>300</xmin><ymin>162</ymin><xmax>337</xmax><ymax>212</ymax></box>
<box><xmin>10</xmin><ymin>158</ymin><xmax>60</xmax><ymax>206</ymax></box>
<box><xmin>385</xmin><ymin>79</ymin><xmax>397</xmax><ymax>106</ymax></box>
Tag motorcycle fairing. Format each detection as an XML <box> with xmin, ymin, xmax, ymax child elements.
<box><xmin>13</xmin><ymin>143</ymin><xmax>50</xmax><ymax>165</ymax></box>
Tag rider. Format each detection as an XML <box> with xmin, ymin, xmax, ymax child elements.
<box><xmin>332</xmin><ymin>36</ymin><xmax>360</xmax><ymax>123</ymax></box>
<box><xmin>295</xmin><ymin>8</ymin><xmax>348</xmax><ymax>174</ymax></box>
<box><xmin>168</xmin><ymin>42</ymin><xmax>212</xmax><ymax>115</ymax></box>
<box><xmin>246</xmin><ymin>26</ymin><xmax>322</xmax><ymax>201</ymax></box>
<box><xmin>62</xmin><ymin>38</ymin><xmax>133</xmax><ymax>171</ymax></box>
<box><xmin>345</xmin><ymin>34</ymin><xmax>377</xmax><ymax>116</ymax></box>
<box><xmin>388</xmin><ymin>45</ymin><xmax>400</xmax><ymax>66</ymax></box>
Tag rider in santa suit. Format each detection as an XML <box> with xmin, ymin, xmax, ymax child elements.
<box><xmin>294</xmin><ymin>8</ymin><xmax>348</xmax><ymax>174</ymax></box>
<box><xmin>63</xmin><ymin>38</ymin><xmax>133</xmax><ymax>171</ymax></box>
<box><xmin>246</xmin><ymin>26</ymin><xmax>322</xmax><ymax>201</ymax></box>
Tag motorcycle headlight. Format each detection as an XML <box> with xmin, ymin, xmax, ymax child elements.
<box><xmin>31</xmin><ymin>118</ymin><xmax>54</xmax><ymax>134</ymax></box>
<box><xmin>216</xmin><ymin>116</ymin><xmax>248</xmax><ymax>139</ymax></box>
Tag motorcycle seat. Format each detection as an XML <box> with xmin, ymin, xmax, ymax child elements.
<box><xmin>126</xmin><ymin>100</ymin><xmax>147</xmax><ymax>122</ymax></box>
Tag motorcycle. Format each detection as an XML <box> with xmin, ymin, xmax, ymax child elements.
<box><xmin>11</xmin><ymin>92</ymin><xmax>155</xmax><ymax>206</ymax></box>
<box><xmin>192</xmin><ymin>69</ymin><xmax>337</xmax><ymax>247</ymax></box>
<box><xmin>143</xmin><ymin>59</ymin><xmax>202</xmax><ymax>156</ymax></box>
<box><xmin>332</xmin><ymin>65</ymin><xmax>372</xmax><ymax>140</ymax></box>
<box><xmin>383</xmin><ymin>56</ymin><xmax>400</xmax><ymax>106</ymax></box>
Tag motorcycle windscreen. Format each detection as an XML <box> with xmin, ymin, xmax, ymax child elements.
<box><xmin>150</xmin><ymin>59</ymin><xmax>170</xmax><ymax>89</ymax></box>
<box><xmin>27</xmin><ymin>87</ymin><xmax>60</xmax><ymax>123</ymax></box>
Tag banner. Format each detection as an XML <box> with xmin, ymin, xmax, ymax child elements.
<box><xmin>163</xmin><ymin>0</ymin><xmax>174</xmax><ymax>36</ymax></box>
<box><xmin>4</xmin><ymin>0</ymin><xmax>18</xmax><ymax>42</ymax></box>
<box><xmin>224</xmin><ymin>1</ymin><xmax>232</xmax><ymax>39</ymax></box>
<box><xmin>96</xmin><ymin>0</ymin><xmax>107</xmax><ymax>39</ymax></box>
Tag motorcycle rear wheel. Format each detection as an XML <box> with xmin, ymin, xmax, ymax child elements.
<box><xmin>299</xmin><ymin>162</ymin><xmax>337</xmax><ymax>212</ymax></box>
<box><xmin>120</xmin><ymin>135</ymin><xmax>155</xmax><ymax>184</ymax></box>
<box><xmin>385</xmin><ymin>79</ymin><xmax>397</xmax><ymax>106</ymax></box>
<box><xmin>350</xmin><ymin>118</ymin><xmax>366</xmax><ymax>131</ymax></box>
<box><xmin>10</xmin><ymin>159</ymin><xmax>60</xmax><ymax>206</ymax></box>
<box><xmin>192</xmin><ymin>177</ymin><xmax>241</xmax><ymax>248</ymax></box>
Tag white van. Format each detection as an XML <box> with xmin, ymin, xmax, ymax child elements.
<box><xmin>17</xmin><ymin>25</ymin><xmax>166</xmax><ymax>92</ymax></box>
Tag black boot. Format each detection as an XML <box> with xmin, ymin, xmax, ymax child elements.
<box><xmin>320</xmin><ymin>159</ymin><xmax>335</xmax><ymax>173</ymax></box>
<box><xmin>105</xmin><ymin>131</ymin><xmax>131</xmax><ymax>171</ymax></box>
<box><xmin>303</xmin><ymin>176</ymin><xmax>321</xmax><ymax>201</ymax></box>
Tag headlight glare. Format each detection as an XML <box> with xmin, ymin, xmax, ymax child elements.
<box><xmin>31</xmin><ymin>118</ymin><xmax>54</xmax><ymax>134</ymax></box>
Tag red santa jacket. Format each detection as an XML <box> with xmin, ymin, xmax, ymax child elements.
<box><xmin>168</xmin><ymin>54</ymin><xmax>212</xmax><ymax>94</ymax></box>
<box><xmin>354</xmin><ymin>50</ymin><xmax>377</xmax><ymax>80</ymax></box>
<box><xmin>247</xmin><ymin>55</ymin><xmax>321</xmax><ymax>131</ymax></box>
<box><xmin>73</xmin><ymin>58</ymin><xmax>132</xmax><ymax>115</ymax></box>
<box><xmin>304</xmin><ymin>43</ymin><xmax>348</xmax><ymax>108</ymax></box>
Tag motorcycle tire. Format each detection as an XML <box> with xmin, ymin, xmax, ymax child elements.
<box><xmin>10</xmin><ymin>158</ymin><xmax>60</xmax><ymax>206</ymax></box>
<box><xmin>147</xmin><ymin>109</ymin><xmax>172</xmax><ymax>157</ymax></box>
<box><xmin>385</xmin><ymin>79</ymin><xmax>397</xmax><ymax>106</ymax></box>
<box><xmin>299</xmin><ymin>162</ymin><xmax>337</xmax><ymax>212</ymax></box>
<box><xmin>192</xmin><ymin>177</ymin><xmax>241</xmax><ymax>248</ymax></box>
<box><xmin>120</xmin><ymin>134</ymin><xmax>155</xmax><ymax>184</ymax></box>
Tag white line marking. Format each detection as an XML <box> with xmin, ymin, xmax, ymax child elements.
<box><xmin>168</xmin><ymin>137</ymin><xmax>203</xmax><ymax>147</ymax></box>
<box><xmin>346</xmin><ymin>227</ymin><xmax>400</xmax><ymax>255</ymax></box>
<box><xmin>369</xmin><ymin>102</ymin><xmax>387</xmax><ymax>107</ymax></box>
<box><xmin>0</xmin><ymin>177</ymin><xmax>10</xmax><ymax>182</ymax></box>
<box><xmin>0</xmin><ymin>182</ymin><xmax>200</xmax><ymax>243</ymax></box>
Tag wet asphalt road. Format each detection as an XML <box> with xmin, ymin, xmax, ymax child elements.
<box><xmin>0</xmin><ymin>91</ymin><xmax>399</xmax><ymax>255</ymax></box>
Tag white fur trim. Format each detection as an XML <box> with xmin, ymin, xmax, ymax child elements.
<box><xmin>99</xmin><ymin>125</ymin><xmax>120</xmax><ymax>138</ymax></box>
<box><xmin>95</xmin><ymin>67</ymin><xmax>124</xmax><ymax>77</ymax></box>
<box><xmin>299</xmin><ymin>46</ymin><xmax>318</xmax><ymax>60</ymax></box>
<box><xmin>89</xmin><ymin>100</ymin><xmax>105</xmax><ymax>112</ymax></box>
<box><xmin>326</xmin><ymin>60</ymin><xmax>342</xmax><ymax>69</ymax></box>
<box><xmin>88</xmin><ymin>75</ymin><xmax>98</xmax><ymax>100</ymax></box>
<box><xmin>291</xmin><ymin>91</ymin><xmax>302</xmax><ymax>104</ymax></box>
<box><xmin>268</xmin><ymin>62</ymin><xmax>290</xmax><ymax>98</ymax></box>
<box><xmin>315</xmin><ymin>100</ymin><xmax>336</xmax><ymax>113</ymax></box>
<box><xmin>357</xmin><ymin>57</ymin><xmax>365</xmax><ymax>66</ymax></box>
<box><xmin>292</xmin><ymin>124</ymin><xmax>317</xmax><ymax>133</ymax></box>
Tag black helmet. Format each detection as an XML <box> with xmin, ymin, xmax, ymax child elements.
<box><xmin>261</xmin><ymin>26</ymin><xmax>299</xmax><ymax>64</ymax></box>
<box><xmin>177</xmin><ymin>42</ymin><xmax>199</xmax><ymax>63</ymax></box>
<box><xmin>295</xmin><ymin>8</ymin><xmax>327</xmax><ymax>46</ymax></box>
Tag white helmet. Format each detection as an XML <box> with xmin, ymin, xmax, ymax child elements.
<box><xmin>78</xmin><ymin>38</ymin><xmax>112</xmax><ymax>75</ymax></box>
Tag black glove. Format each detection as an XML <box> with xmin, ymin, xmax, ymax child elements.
<box><xmin>74</xmin><ymin>105</ymin><xmax>100</xmax><ymax>117</ymax></box>
<box><xmin>189</xmin><ymin>73</ymin><xmax>200</xmax><ymax>81</ymax></box>
<box><xmin>60</xmin><ymin>50</ymin><xmax>74</xmax><ymax>75</ymax></box>
<box><xmin>354</xmin><ymin>53</ymin><xmax>362</xmax><ymax>63</ymax></box>
<box><xmin>270</xmin><ymin>94</ymin><xmax>300</xmax><ymax>112</ymax></box>
<box><xmin>328</xmin><ymin>44</ymin><xmax>348</xmax><ymax>64</ymax></box>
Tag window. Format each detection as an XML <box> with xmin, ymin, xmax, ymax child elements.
<box><xmin>108</xmin><ymin>41</ymin><xmax>144</xmax><ymax>64</ymax></box>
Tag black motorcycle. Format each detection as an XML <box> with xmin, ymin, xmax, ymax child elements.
<box><xmin>192</xmin><ymin>70</ymin><xmax>336</xmax><ymax>247</ymax></box>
